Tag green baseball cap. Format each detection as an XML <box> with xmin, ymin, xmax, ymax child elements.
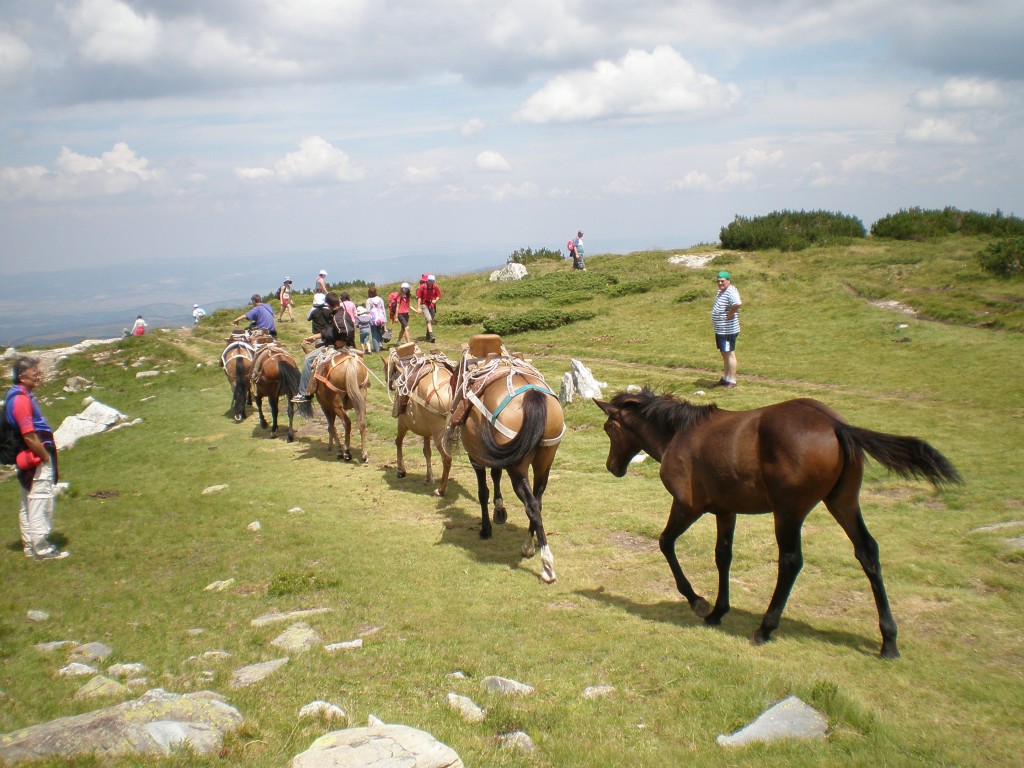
<box><xmin>717</xmin><ymin>271</ymin><xmax>731</xmax><ymax>280</ymax></box>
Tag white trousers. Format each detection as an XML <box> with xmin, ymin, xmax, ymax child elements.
<box><xmin>19</xmin><ymin>461</ymin><xmax>55</xmax><ymax>555</ymax></box>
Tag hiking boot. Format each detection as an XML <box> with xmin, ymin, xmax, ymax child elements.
<box><xmin>721</xmin><ymin>381</ymin><xmax>737</xmax><ymax>389</ymax></box>
<box><xmin>34</xmin><ymin>547</ymin><xmax>70</xmax><ymax>561</ymax></box>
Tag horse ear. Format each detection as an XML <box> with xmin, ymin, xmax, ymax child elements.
<box><xmin>593</xmin><ymin>398</ymin><xmax>616</xmax><ymax>417</ymax></box>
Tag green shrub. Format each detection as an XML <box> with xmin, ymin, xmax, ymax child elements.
<box><xmin>482</xmin><ymin>309</ymin><xmax>596</xmax><ymax>336</ymax></box>
<box><xmin>507</xmin><ymin>246</ymin><xmax>564</xmax><ymax>265</ymax></box>
<box><xmin>494</xmin><ymin>271</ymin><xmax>615</xmax><ymax>303</ymax></box>
<box><xmin>442</xmin><ymin>309</ymin><xmax>488</xmax><ymax>326</ymax></box>
<box><xmin>720</xmin><ymin>210</ymin><xmax>866</xmax><ymax>251</ymax></box>
<box><xmin>267</xmin><ymin>570</ymin><xmax>338</xmax><ymax>597</ymax></box>
<box><xmin>977</xmin><ymin>237</ymin><xmax>1024</xmax><ymax>277</ymax></box>
<box><xmin>674</xmin><ymin>289</ymin><xmax>707</xmax><ymax>304</ymax></box>
<box><xmin>606</xmin><ymin>280</ymin><xmax>653</xmax><ymax>298</ymax></box>
<box><xmin>871</xmin><ymin>207</ymin><xmax>1024</xmax><ymax>241</ymax></box>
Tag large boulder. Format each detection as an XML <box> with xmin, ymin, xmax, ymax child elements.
<box><xmin>558</xmin><ymin>360</ymin><xmax>606</xmax><ymax>404</ymax></box>
<box><xmin>291</xmin><ymin>724</ymin><xmax>463</xmax><ymax>768</ymax></box>
<box><xmin>53</xmin><ymin>401</ymin><xmax>131</xmax><ymax>449</ymax></box>
<box><xmin>489</xmin><ymin>263</ymin><xmax>528</xmax><ymax>282</ymax></box>
<box><xmin>0</xmin><ymin>689</ymin><xmax>243</xmax><ymax>764</ymax></box>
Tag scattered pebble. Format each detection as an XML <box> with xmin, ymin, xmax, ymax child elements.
<box><xmin>325</xmin><ymin>639</ymin><xmax>363</xmax><ymax>652</ymax></box>
<box><xmin>204</xmin><ymin>579</ymin><xmax>235</xmax><ymax>592</ymax></box>
<box><xmin>26</xmin><ymin>610</ymin><xmax>50</xmax><ymax>622</ymax></box>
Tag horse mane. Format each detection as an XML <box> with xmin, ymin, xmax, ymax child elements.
<box><xmin>609</xmin><ymin>386</ymin><xmax>717</xmax><ymax>436</ymax></box>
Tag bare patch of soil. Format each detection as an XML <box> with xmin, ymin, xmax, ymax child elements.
<box><xmin>609</xmin><ymin>531</ymin><xmax>659</xmax><ymax>553</ymax></box>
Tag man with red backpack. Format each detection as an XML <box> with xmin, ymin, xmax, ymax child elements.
<box><xmin>415</xmin><ymin>274</ymin><xmax>441</xmax><ymax>343</ymax></box>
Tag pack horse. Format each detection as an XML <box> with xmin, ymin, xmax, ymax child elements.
<box><xmin>595</xmin><ymin>388</ymin><xmax>961</xmax><ymax>658</ymax></box>
<box><xmin>445</xmin><ymin>335</ymin><xmax>565</xmax><ymax>583</ymax></box>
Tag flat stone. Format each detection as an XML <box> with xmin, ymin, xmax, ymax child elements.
<box><xmin>229</xmin><ymin>657</ymin><xmax>289</xmax><ymax>689</ymax></box>
<box><xmin>325</xmin><ymin>639</ymin><xmax>362</xmax><ymax>652</ymax></box>
<box><xmin>270</xmin><ymin>622</ymin><xmax>323</xmax><ymax>654</ymax></box>
<box><xmin>26</xmin><ymin>610</ymin><xmax>50</xmax><ymax>622</ymax></box>
<box><xmin>68</xmin><ymin>642</ymin><xmax>113</xmax><ymax>663</ymax></box>
<box><xmin>251</xmin><ymin>607</ymin><xmax>333</xmax><ymax>627</ymax></box>
<box><xmin>247</xmin><ymin>521</ymin><xmax>262</xmax><ymax>531</ymax></box>
<box><xmin>291</xmin><ymin>724</ymin><xmax>463</xmax><ymax>768</ymax></box>
<box><xmin>201</xmin><ymin>484</ymin><xmax>229</xmax><ymax>495</ymax></box>
<box><xmin>970</xmin><ymin>520</ymin><xmax>1024</xmax><ymax>533</ymax></box>
<box><xmin>0</xmin><ymin>688</ymin><xmax>243</xmax><ymax>763</ymax></box>
<box><xmin>59</xmin><ymin>663</ymin><xmax>98</xmax><ymax>678</ymax></box>
<box><xmin>135</xmin><ymin>370</ymin><xmax>161</xmax><ymax>378</ymax></box>
<box><xmin>204</xmin><ymin>578</ymin><xmax>235</xmax><ymax>592</ymax></box>
<box><xmin>717</xmin><ymin>695</ymin><xmax>828</xmax><ymax>747</ymax></box>
<box><xmin>582</xmin><ymin>685</ymin><xmax>616</xmax><ymax>700</ymax></box>
<box><xmin>108</xmin><ymin>662</ymin><xmax>147</xmax><ymax>679</ymax></box>
<box><xmin>74</xmin><ymin>675</ymin><xmax>128</xmax><ymax>700</ymax></box>
<box><xmin>480</xmin><ymin>676</ymin><xmax>534</xmax><ymax>696</ymax></box>
<box><xmin>34</xmin><ymin>640</ymin><xmax>79</xmax><ymax>654</ymax></box>
<box><xmin>446</xmin><ymin>693</ymin><xmax>485</xmax><ymax>723</ymax></box>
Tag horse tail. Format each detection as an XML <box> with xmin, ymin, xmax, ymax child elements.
<box><xmin>836</xmin><ymin>424</ymin><xmax>963</xmax><ymax>488</ymax></box>
<box><xmin>231</xmin><ymin>356</ymin><xmax>248</xmax><ymax>418</ymax></box>
<box><xmin>278</xmin><ymin>357</ymin><xmax>300</xmax><ymax>399</ymax></box>
<box><xmin>477</xmin><ymin>388</ymin><xmax>548</xmax><ymax>469</ymax></box>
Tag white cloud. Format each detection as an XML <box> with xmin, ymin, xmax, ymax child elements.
<box><xmin>602</xmin><ymin>176</ymin><xmax>643</xmax><ymax>195</ymax></box>
<box><xmin>841</xmin><ymin>151</ymin><xmax>899</xmax><ymax>174</ymax></box>
<box><xmin>65</xmin><ymin>0</ymin><xmax>160</xmax><ymax>64</ymax></box>
<box><xmin>0</xmin><ymin>142</ymin><xmax>164</xmax><ymax>201</ymax></box>
<box><xmin>460</xmin><ymin>118</ymin><xmax>485</xmax><ymax>138</ymax></box>
<box><xmin>516</xmin><ymin>45</ymin><xmax>741</xmax><ymax>124</ymax></box>
<box><xmin>475</xmin><ymin>150</ymin><xmax>510</xmax><ymax>171</ymax></box>
<box><xmin>0</xmin><ymin>30</ymin><xmax>32</xmax><ymax>86</ymax></box>
<box><xmin>236</xmin><ymin>136</ymin><xmax>364</xmax><ymax>185</ymax></box>
<box><xmin>913</xmin><ymin>77</ymin><xmax>1003</xmax><ymax>110</ymax></box>
<box><xmin>903</xmin><ymin>117</ymin><xmax>979</xmax><ymax>145</ymax></box>
<box><xmin>670</xmin><ymin>171</ymin><xmax>716</xmax><ymax>191</ymax></box>
<box><xmin>484</xmin><ymin>181</ymin><xmax>538</xmax><ymax>202</ymax></box>
<box><xmin>403</xmin><ymin>165</ymin><xmax>441</xmax><ymax>184</ymax></box>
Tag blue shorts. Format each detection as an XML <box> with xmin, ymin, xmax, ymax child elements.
<box><xmin>715</xmin><ymin>333</ymin><xmax>738</xmax><ymax>353</ymax></box>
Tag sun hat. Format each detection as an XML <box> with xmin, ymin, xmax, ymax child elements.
<box><xmin>284</xmin><ymin>277</ymin><xmax>292</xmax><ymax>283</ymax></box>
<box><xmin>193</xmin><ymin>303</ymin><xmax>199</xmax><ymax>308</ymax></box>
<box><xmin>318</xmin><ymin>269</ymin><xmax>327</xmax><ymax>276</ymax></box>
<box><xmin>717</xmin><ymin>271</ymin><xmax>731</xmax><ymax>280</ymax></box>
<box><xmin>427</xmin><ymin>274</ymin><xmax>436</xmax><ymax>282</ymax></box>
<box><xmin>356</xmin><ymin>305</ymin><xmax>367</xmax><ymax>314</ymax></box>
<box><xmin>401</xmin><ymin>282</ymin><xmax>410</xmax><ymax>289</ymax></box>
<box><xmin>313</xmin><ymin>294</ymin><xmax>325</xmax><ymax>306</ymax></box>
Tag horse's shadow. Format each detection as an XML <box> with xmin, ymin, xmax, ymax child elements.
<box><xmin>573</xmin><ymin>586</ymin><xmax>881</xmax><ymax>657</ymax></box>
<box><xmin>435</xmin><ymin>495</ymin><xmax>536</xmax><ymax>570</ymax></box>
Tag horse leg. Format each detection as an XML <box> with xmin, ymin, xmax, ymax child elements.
<box><xmin>340</xmin><ymin>409</ymin><xmax>353</xmax><ymax>462</ymax></box>
<box><xmin>472</xmin><ymin>462</ymin><xmax>492</xmax><ymax>539</ymax></box>
<box><xmin>826</xmin><ymin>492</ymin><xmax>899</xmax><ymax>659</ymax></box>
<box><xmin>752</xmin><ymin>512</ymin><xmax>807</xmax><ymax>647</ymax></box>
<box><xmin>357</xmin><ymin>391</ymin><xmax>369</xmax><ymax>464</ymax></box>
<box><xmin>509</xmin><ymin>470</ymin><xmax>554</xmax><ymax>582</ymax></box>
<box><xmin>395</xmin><ymin>421</ymin><xmax>408</xmax><ymax>478</ymax></box>
<box><xmin>422</xmin><ymin>435</ymin><xmax>434</xmax><ymax>485</ymax></box>
<box><xmin>269</xmin><ymin>395</ymin><xmax>279</xmax><ymax>438</ymax></box>
<box><xmin>433</xmin><ymin>435</ymin><xmax>452</xmax><ymax>497</ymax></box>
<box><xmin>325</xmin><ymin>410</ymin><xmax>339</xmax><ymax>455</ymax></box>
<box><xmin>705</xmin><ymin>512</ymin><xmax>737</xmax><ymax>625</ymax></box>
<box><xmin>286</xmin><ymin>399</ymin><xmax>295</xmax><ymax>443</ymax></box>
<box><xmin>661</xmin><ymin>500</ymin><xmax>712</xmax><ymax>617</ymax></box>
<box><xmin>256</xmin><ymin>395</ymin><xmax>268</xmax><ymax>430</ymax></box>
<box><xmin>491</xmin><ymin>467</ymin><xmax>507</xmax><ymax>525</ymax></box>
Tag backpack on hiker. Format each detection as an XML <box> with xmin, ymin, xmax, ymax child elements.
<box><xmin>0</xmin><ymin>396</ymin><xmax>27</xmax><ymax>465</ymax></box>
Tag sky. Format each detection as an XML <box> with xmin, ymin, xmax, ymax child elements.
<box><xmin>1</xmin><ymin>0</ymin><xmax>1023</xmax><ymax>289</ymax></box>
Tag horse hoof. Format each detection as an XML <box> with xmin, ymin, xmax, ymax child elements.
<box><xmin>361</xmin><ymin>455</ymin><xmax>368</xmax><ymax>464</ymax></box>
<box><xmin>233</xmin><ymin>414</ymin><xmax>243</xmax><ymax>423</ymax></box>
<box><xmin>880</xmin><ymin>643</ymin><xmax>900</xmax><ymax>660</ymax></box>
<box><xmin>479</xmin><ymin>528</ymin><xmax>492</xmax><ymax>540</ymax></box>
<box><xmin>750</xmin><ymin>629</ymin><xmax>770</xmax><ymax>647</ymax></box>
<box><xmin>494</xmin><ymin>506</ymin><xmax>507</xmax><ymax>525</ymax></box>
<box><xmin>433</xmin><ymin>488</ymin><xmax>445</xmax><ymax>498</ymax></box>
<box><xmin>342</xmin><ymin>452</ymin><xmax>352</xmax><ymax>462</ymax></box>
<box><xmin>521</xmin><ymin>541</ymin><xmax>536</xmax><ymax>558</ymax></box>
<box><xmin>287</xmin><ymin>434</ymin><xmax>294</xmax><ymax>443</ymax></box>
<box><xmin>691</xmin><ymin>597</ymin><xmax>712</xmax><ymax>618</ymax></box>
<box><xmin>541</xmin><ymin>570</ymin><xmax>556</xmax><ymax>584</ymax></box>
<box><xmin>396</xmin><ymin>470</ymin><xmax>406</xmax><ymax>479</ymax></box>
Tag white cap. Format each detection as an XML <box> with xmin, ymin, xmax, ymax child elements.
<box><xmin>427</xmin><ymin>274</ymin><xmax>435</xmax><ymax>281</ymax></box>
<box><xmin>401</xmin><ymin>282</ymin><xmax>410</xmax><ymax>289</ymax></box>
<box><xmin>313</xmin><ymin>294</ymin><xmax>325</xmax><ymax>306</ymax></box>
<box><xmin>193</xmin><ymin>303</ymin><xmax>199</xmax><ymax>308</ymax></box>
<box><xmin>356</xmin><ymin>305</ymin><xmax>367</xmax><ymax>314</ymax></box>
<box><xmin>318</xmin><ymin>269</ymin><xmax>327</xmax><ymax>276</ymax></box>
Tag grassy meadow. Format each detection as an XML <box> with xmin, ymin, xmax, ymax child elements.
<box><xmin>1</xmin><ymin>236</ymin><xmax>1022</xmax><ymax>766</ymax></box>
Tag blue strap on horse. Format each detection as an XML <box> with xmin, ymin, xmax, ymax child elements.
<box><xmin>490</xmin><ymin>383</ymin><xmax>555</xmax><ymax>425</ymax></box>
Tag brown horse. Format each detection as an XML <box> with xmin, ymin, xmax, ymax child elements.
<box><xmin>297</xmin><ymin>349</ymin><xmax>370</xmax><ymax>462</ymax></box>
<box><xmin>249</xmin><ymin>344</ymin><xmax>300</xmax><ymax>441</ymax></box>
<box><xmin>595</xmin><ymin>388</ymin><xmax>961</xmax><ymax>658</ymax></box>
<box><xmin>221</xmin><ymin>338</ymin><xmax>255</xmax><ymax>422</ymax></box>
<box><xmin>384</xmin><ymin>349</ymin><xmax>455</xmax><ymax>495</ymax></box>
<box><xmin>446</xmin><ymin>343</ymin><xmax>565</xmax><ymax>583</ymax></box>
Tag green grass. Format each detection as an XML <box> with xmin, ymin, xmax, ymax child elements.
<box><xmin>1</xmin><ymin>236</ymin><xmax>1022</xmax><ymax>766</ymax></box>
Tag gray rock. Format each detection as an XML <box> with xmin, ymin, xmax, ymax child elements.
<box><xmin>247</xmin><ymin>520</ymin><xmax>262</xmax><ymax>531</ymax></box>
<box><xmin>63</xmin><ymin>376</ymin><xmax>93</xmax><ymax>393</ymax></box>
<box><xmin>716</xmin><ymin>695</ymin><xmax>828</xmax><ymax>747</ymax></box>
<box><xmin>271</xmin><ymin>622</ymin><xmax>323</xmax><ymax>654</ymax></box>
<box><xmin>291</xmin><ymin>724</ymin><xmax>463</xmax><ymax>768</ymax></box>
<box><xmin>970</xmin><ymin>520</ymin><xmax>1024</xmax><ymax>533</ymax></box>
<box><xmin>325</xmin><ymin>639</ymin><xmax>362</xmax><ymax>652</ymax></box>
<box><xmin>569</xmin><ymin>359</ymin><xmax>606</xmax><ymax>399</ymax></box>
<box><xmin>204</xmin><ymin>578</ymin><xmax>235</xmax><ymax>592</ymax></box>
<box><xmin>74</xmin><ymin>675</ymin><xmax>128</xmax><ymax>700</ymax></box>
<box><xmin>299</xmin><ymin>701</ymin><xmax>346</xmax><ymax>722</ymax></box>
<box><xmin>488</xmin><ymin>263</ymin><xmax>528</xmax><ymax>282</ymax></box>
<box><xmin>135</xmin><ymin>370</ymin><xmax>161</xmax><ymax>379</ymax></box>
<box><xmin>251</xmin><ymin>607</ymin><xmax>333</xmax><ymax>627</ymax></box>
<box><xmin>0</xmin><ymin>688</ymin><xmax>243</xmax><ymax>764</ymax></box>
<box><xmin>34</xmin><ymin>640</ymin><xmax>78</xmax><ymax>654</ymax></box>
<box><xmin>108</xmin><ymin>662</ymin><xmax>147</xmax><ymax>679</ymax></box>
<box><xmin>497</xmin><ymin>731</ymin><xmax>537</xmax><ymax>753</ymax></box>
<box><xmin>53</xmin><ymin>401</ymin><xmax>130</xmax><ymax>449</ymax></box>
<box><xmin>58</xmin><ymin>663</ymin><xmax>98</xmax><ymax>678</ymax></box>
<box><xmin>558</xmin><ymin>371</ymin><xmax>575</xmax><ymax>406</ymax></box>
<box><xmin>229</xmin><ymin>657</ymin><xmax>289</xmax><ymax>688</ymax></box>
<box><xmin>367</xmin><ymin>714</ymin><xmax>385</xmax><ymax>727</ymax></box>
<box><xmin>446</xmin><ymin>692</ymin><xmax>485</xmax><ymax>723</ymax></box>
<box><xmin>201</xmin><ymin>484</ymin><xmax>229</xmax><ymax>495</ymax></box>
<box><xmin>582</xmin><ymin>685</ymin><xmax>616</xmax><ymax>699</ymax></box>
<box><xmin>25</xmin><ymin>610</ymin><xmax>50</xmax><ymax>622</ymax></box>
<box><xmin>69</xmin><ymin>642</ymin><xmax>113</xmax><ymax>663</ymax></box>
<box><xmin>480</xmin><ymin>676</ymin><xmax>534</xmax><ymax>695</ymax></box>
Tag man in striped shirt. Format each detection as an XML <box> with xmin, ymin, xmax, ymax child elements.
<box><xmin>711</xmin><ymin>271</ymin><xmax>742</xmax><ymax>388</ymax></box>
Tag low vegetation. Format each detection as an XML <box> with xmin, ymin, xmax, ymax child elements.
<box><xmin>871</xmin><ymin>206</ymin><xmax>1024</xmax><ymax>241</ymax></box>
<box><xmin>2</xmin><ymin>230</ymin><xmax>1022</xmax><ymax>767</ymax></box>
<box><xmin>506</xmin><ymin>246</ymin><xmax>564</xmax><ymax>265</ymax></box>
<box><xmin>719</xmin><ymin>210</ymin><xmax>866</xmax><ymax>251</ymax></box>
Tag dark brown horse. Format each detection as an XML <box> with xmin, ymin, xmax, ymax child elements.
<box><xmin>445</xmin><ymin>346</ymin><xmax>565</xmax><ymax>583</ymax></box>
<box><xmin>595</xmin><ymin>388</ymin><xmax>961</xmax><ymax>658</ymax></box>
<box><xmin>221</xmin><ymin>338</ymin><xmax>254</xmax><ymax>422</ymax></box>
<box><xmin>250</xmin><ymin>344</ymin><xmax>300</xmax><ymax>441</ymax></box>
